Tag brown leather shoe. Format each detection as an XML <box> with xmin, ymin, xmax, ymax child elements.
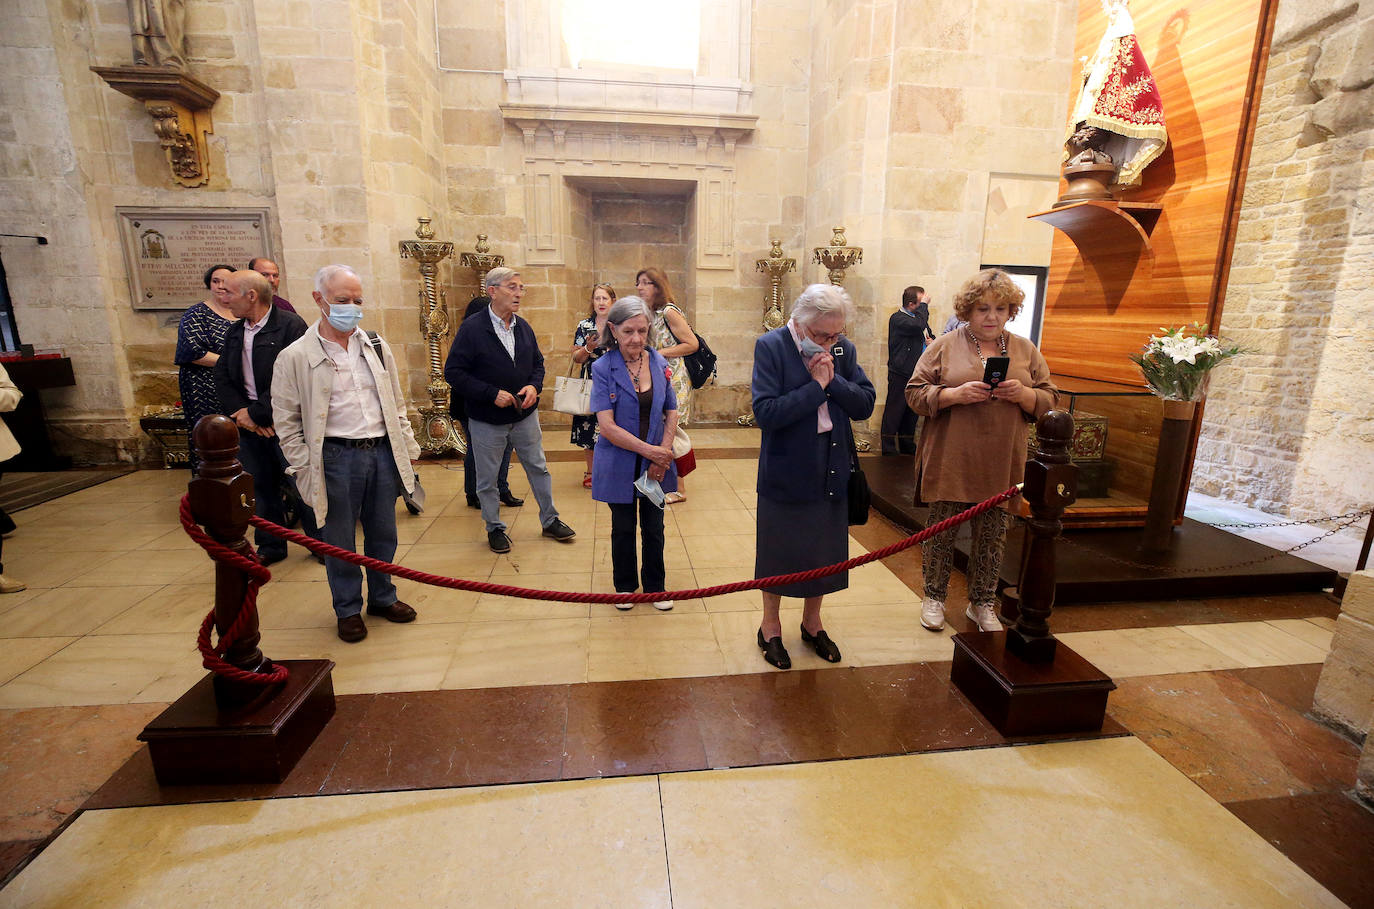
<box><xmin>366</xmin><ymin>600</ymin><xmax>417</xmax><ymax>623</ymax></box>
<box><xmin>337</xmin><ymin>614</ymin><xmax>368</xmax><ymax>642</ymax></box>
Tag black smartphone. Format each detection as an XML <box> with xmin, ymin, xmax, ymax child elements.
<box><xmin>982</xmin><ymin>356</ymin><xmax>1010</xmax><ymax>390</ymax></box>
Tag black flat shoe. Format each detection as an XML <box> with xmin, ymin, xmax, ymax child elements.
<box><xmin>757</xmin><ymin>628</ymin><xmax>791</xmax><ymax>670</ymax></box>
<box><xmin>499</xmin><ymin>491</ymin><xmax>525</xmax><ymax>507</ymax></box>
<box><xmin>800</xmin><ymin>625</ymin><xmax>842</xmax><ymax>663</ymax></box>
<box><xmin>466</xmin><ymin>496</ymin><xmax>480</xmax><ymax>509</ymax></box>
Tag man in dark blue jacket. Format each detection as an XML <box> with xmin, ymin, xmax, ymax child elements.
<box><xmin>214</xmin><ymin>269</ymin><xmax>315</xmax><ymax>565</ymax></box>
<box><xmin>881</xmin><ymin>285</ymin><xmax>934</xmax><ymax>455</ymax></box>
<box><xmin>444</xmin><ymin>267</ymin><xmax>575</xmax><ymax>553</ymax></box>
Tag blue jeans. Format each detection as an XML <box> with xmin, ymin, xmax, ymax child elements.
<box><xmin>468</xmin><ymin>412</ymin><xmax>559</xmax><ymax>532</ymax></box>
<box><xmin>319</xmin><ymin>440</ymin><xmax>400</xmax><ymax>618</ymax></box>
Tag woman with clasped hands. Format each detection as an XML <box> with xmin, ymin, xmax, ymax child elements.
<box><xmin>752</xmin><ymin>284</ymin><xmax>876</xmax><ymax>669</ymax></box>
<box><xmin>907</xmin><ymin>268</ymin><xmax>1058</xmax><ymax>634</ymax></box>
<box><xmin>590</xmin><ymin>297</ymin><xmax>679</xmax><ymax>611</ymax></box>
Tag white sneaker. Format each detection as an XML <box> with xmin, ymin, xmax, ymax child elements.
<box><xmin>615</xmin><ymin>601</ymin><xmax>634</xmax><ymax>612</ymax></box>
<box><xmin>652</xmin><ymin>600</ymin><xmax>673</xmax><ymax>611</ymax></box>
<box><xmin>965</xmin><ymin>602</ymin><xmax>1002</xmax><ymax>632</ymax></box>
<box><xmin>920</xmin><ymin>597</ymin><xmax>945</xmax><ymax>631</ymax></box>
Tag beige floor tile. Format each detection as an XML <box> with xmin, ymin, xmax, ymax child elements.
<box><xmin>682</xmin><ymin>533</ymin><xmax>757</xmax><ymax>570</ymax></box>
<box><xmin>709</xmin><ymin>608</ymin><xmax>852</xmax><ymax>675</ymax></box>
<box><xmin>591</xmin><ymin>536</ymin><xmax>691</xmax><ymax>574</ymax></box>
<box><xmin>1303</xmin><ymin>615</ymin><xmax>1338</xmax><ymax>632</ymax></box>
<box><xmin>0</xmin><ymin>632</ymin><xmax>189</xmax><ymax>708</ymax></box>
<box><xmin>1</xmin><ymin>549</ymin><xmax>122</xmax><ymax>590</ymax></box>
<box><xmin>91</xmin><ymin>584</ymin><xmax>218</xmax><ymax>636</ymax></box>
<box><xmin>1264</xmin><ymin>617</ymin><xmax>1335</xmax><ymax>651</ymax></box>
<box><xmin>1177</xmin><ymin>620</ymin><xmax>1331</xmax><ymax>667</ymax></box>
<box><xmin>1058</xmin><ymin>627</ymin><xmax>1246</xmax><ymax>678</ymax></box>
<box><xmin>9</xmin><ymin>523</ymin><xmax>178</xmax><ymax>553</ymax></box>
<box><xmin>0</xmin><ymin>636</ymin><xmax>75</xmax><ymax>686</ymax></box>
<box><xmin>0</xmin><ymin>586</ymin><xmax>161</xmax><ymax>638</ymax></box>
<box><xmin>265</xmin><ymin>622</ymin><xmax>464</xmax><ymax>696</ymax></box>
<box><xmin>440</xmin><ymin>617</ymin><xmax>588</xmax><ymax>689</ymax></box>
<box><xmin>690</xmin><ymin>568</ymin><xmax>767</xmax><ymax>613</ymax></box>
<box><xmin>658</xmin><ymin>738</ymin><xmax>1341</xmax><ymax>909</ymax></box>
<box><xmin>402</xmin><ymin>541</ymin><xmax>498</xmax><ymax>581</ymax></box>
<box><xmin>471</xmin><ymin>573</ymin><xmax>594</xmax><ymax>622</ymax></box>
<box><xmin>393</xmin><ymin>513</ymin><xmax>439</xmax><ymax>544</ymax></box>
<box><xmin>2</xmin><ymin>777</ymin><xmax>671</xmax><ymax>909</ymax></box>
<box><xmin>254</xmin><ymin>581</ymin><xmax>341</xmax><ymax>630</ymax></box>
<box><xmin>821</xmin><ymin>560</ymin><xmax>916</xmax><ymax>607</ymax></box>
<box><xmin>133</xmin><ymin>526</ymin><xmax>202</xmax><ymax>550</ymax></box>
<box><xmin>412</xmin><ymin>514</ymin><xmax>487</xmax><ymax>544</ymax></box>
<box><xmin>394</xmin><ymin>581</ymin><xmax>481</xmax><ymax>625</ymax></box>
<box><xmin>587</xmin><ymin>612</ymin><xmax>726</xmax><ymax>682</ymax></box>
<box><xmin>62</xmin><ymin>549</ymin><xmax>214</xmax><ymax>589</ymax></box>
<box><xmin>817</xmin><ymin>602</ymin><xmax>958</xmax><ymax>666</ymax></box>
<box><xmin>587</xmin><ymin>569</ymin><xmax>705</xmax><ymax>617</ymax></box>
<box><xmin>489</xmin><ymin>538</ymin><xmax>597</xmax><ymax>575</ymax></box>
<box><xmin>672</xmin><ymin>507</ymin><xmax>755</xmax><ymax>537</ymax></box>
<box><xmin>0</xmin><ymin>586</ymin><xmax>44</xmax><ymax>617</ymax></box>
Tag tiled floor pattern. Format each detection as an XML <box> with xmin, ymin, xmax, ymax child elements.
<box><xmin>0</xmin><ymin>450</ymin><xmax>1369</xmax><ymax>905</ymax></box>
<box><xmin>0</xmin><ymin>738</ymin><xmax>1344</xmax><ymax>908</ymax></box>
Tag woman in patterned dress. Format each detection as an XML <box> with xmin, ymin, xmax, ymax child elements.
<box><xmin>174</xmin><ymin>263</ymin><xmax>236</xmax><ymax>471</ymax></box>
<box><xmin>636</xmin><ymin>267</ymin><xmax>697</xmax><ymax>504</ymax></box>
<box><xmin>570</xmin><ymin>283</ymin><xmax>615</xmax><ymax>488</ymax></box>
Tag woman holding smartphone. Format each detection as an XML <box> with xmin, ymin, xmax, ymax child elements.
<box><xmin>906</xmin><ymin>268</ymin><xmax>1058</xmax><ymax>634</ymax></box>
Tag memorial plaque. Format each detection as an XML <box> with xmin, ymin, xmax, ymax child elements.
<box><xmin>116</xmin><ymin>207</ymin><xmax>273</xmax><ymax>311</ymax></box>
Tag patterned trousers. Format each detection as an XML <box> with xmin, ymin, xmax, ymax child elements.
<box><xmin>921</xmin><ymin>500</ymin><xmax>1010</xmax><ymax>609</ymax></box>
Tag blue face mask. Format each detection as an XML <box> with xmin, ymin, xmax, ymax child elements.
<box><xmin>800</xmin><ymin>337</ymin><xmax>827</xmax><ymax>357</ymax></box>
<box><xmin>326</xmin><ymin>303</ymin><xmax>364</xmax><ymax>332</ymax></box>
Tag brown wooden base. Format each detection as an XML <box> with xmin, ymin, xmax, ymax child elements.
<box><xmin>950</xmin><ymin>632</ymin><xmax>1114</xmax><ymax>736</ymax></box>
<box><xmin>138</xmin><ymin>660</ymin><xmax>336</xmax><ymax>785</ymax></box>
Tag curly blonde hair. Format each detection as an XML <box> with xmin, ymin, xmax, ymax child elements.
<box><xmin>952</xmin><ymin>268</ymin><xmax>1024</xmax><ymax>322</ymax></box>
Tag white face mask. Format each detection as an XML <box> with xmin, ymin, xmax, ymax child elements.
<box><xmin>800</xmin><ymin>337</ymin><xmax>827</xmax><ymax>357</ymax></box>
<box><xmin>326</xmin><ymin>303</ymin><xmax>364</xmax><ymax>332</ymax></box>
<box><xmin>634</xmin><ymin>470</ymin><xmax>666</xmax><ymax>509</ymax></box>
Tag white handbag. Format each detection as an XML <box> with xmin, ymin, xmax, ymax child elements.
<box><xmin>552</xmin><ymin>359</ymin><xmax>593</xmax><ymax>415</ymax></box>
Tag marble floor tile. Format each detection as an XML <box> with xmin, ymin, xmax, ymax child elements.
<box><xmin>253</xmin><ymin>580</ymin><xmax>347</xmax><ymax>630</ymax></box>
<box><xmin>659</xmin><ymin>738</ymin><xmax>1342</xmax><ymax>908</ymax></box>
<box><xmin>855</xmin><ymin>662</ymin><xmax>1002</xmax><ymax>752</ymax></box>
<box><xmin>264</xmin><ymin>623</ymin><xmax>465</xmax><ymax>696</ymax></box>
<box><xmin>471</xmin><ymin>574</ymin><xmax>594</xmax><ymax>622</ymax></box>
<box><xmin>586</xmin><ymin>569</ymin><xmax>705</xmax><ymax>617</ymax></box>
<box><xmin>821</xmin><ymin>562</ymin><xmax>917</xmax><ymax>607</ymax></box>
<box><xmin>689</xmin><ymin>567</ymin><xmax>766</xmax><ymax>613</ymax></box>
<box><xmin>0</xmin><ymin>549</ymin><xmax>122</xmax><ymax>590</ymax></box>
<box><xmin>587</xmin><ymin>612</ymin><xmax>726</xmax><ymax>682</ymax></box>
<box><xmin>9</xmin><ymin>523</ymin><xmax>176</xmax><ymax>553</ymax></box>
<box><xmin>0</xmin><ymin>633</ymin><xmax>189</xmax><ymax>708</ymax></box>
<box><xmin>1108</xmin><ymin>670</ymin><xmax>1361</xmax><ymax>802</ymax></box>
<box><xmin>0</xmin><ymin>586</ymin><xmax>160</xmax><ymax>639</ymax></box>
<box><xmin>1226</xmin><ymin>663</ymin><xmax>1324</xmax><ymax>718</ymax></box>
<box><xmin>1057</xmin><ymin>626</ymin><xmax>1246</xmax><ymax>678</ymax></box>
<box><xmin>411</xmin><ymin>514</ymin><xmax>487</xmax><ymax>544</ymax></box>
<box><xmin>387</xmin><ymin>541</ymin><xmax>496</xmax><ymax>581</ymax></box>
<box><xmin>132</xmin><ymin>526</ymin><xmax>202</xmax><ymax>551</ymax></box>
<box><xmin>0</xmin><ymin>588</ymin><xmax>43</xmax><ymax>618</ymax></box>
<box><xmin>488</xmin><ymin>538</ymin><xmax>598</xmax><ymax>575</ymax></box>
<box><xmin>708</xmin><ymin>608</ymin><xmax>850</xmax><ymax>675</ymax></box>
<box><xmin>1178</xmin><ymin>620</ymin><xmax>1331</xmax><ymax>667</ymax></box>
<box><xmin>88</xmin><ymin>584</ymin><xmax>216</xmax><ymax>636</ymax></box>
<box><xmin>562</xmin><ymin>678</ymin><xmax>709</xmax><ymax>779</ymax></box>
<box><xmin>1265</xmin><ymin>617</ymin><xmax>1336</xmax><ymax>651</ymax></box>
<box><xmin>817</xmin><ymin>602</ymin><xmax>959</xmax><ymax>667</ymax></box>
<box><xmin>0</xmin><ymin>638</ymin><xmax>75</xmax><ymax>687</ymax></box>
<box><xmin>3</xmin><ymin>777</ymin><xmax>672</xmax><ymax>908</ymax></box>
<box><xmin>439</xmin><ymin>617</ymin><xmax>589</xmax><ymax>690</ymax></box>
<box><xmin>61</xmin><ymin>548</ymin><xmax>214</xmax><ymax>589</ymax></box>
<box><xmin>0</xmin><ymin>703</ymin><xmax>166</xmax><ymax>842</ymax></box>
<box><xmin>681</xmin><ymin>533</ymin><xmax>757</xmax><ymax>570</ymax></box>
<box><xmin>672</xmin><ymin>507</ymin><xmax>755</xmax><ymax>536</ymax></box>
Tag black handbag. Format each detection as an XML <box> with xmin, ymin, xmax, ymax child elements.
<box><xmin>846</xmin><ymin>423</ymin><xmax>870</xmax><ymax>526</ymax></box>
<box><xmin>683</xmin><ymin>333</ymin><xmax>718</xmax><ymax>389</ymax></box>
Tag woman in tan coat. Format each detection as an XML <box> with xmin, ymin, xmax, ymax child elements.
<box><xmin>906</xmin><ymin>269</ymin><xmax>1057</xmax><ymax>633</ymax></box>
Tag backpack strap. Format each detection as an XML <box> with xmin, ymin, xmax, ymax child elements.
<box><xmin>364</xmin><ymin>330</ymin><xmax>387</xmax><ymax>370</ymax></box>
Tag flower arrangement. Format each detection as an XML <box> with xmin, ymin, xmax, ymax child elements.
<box><xmin>1130</xmin><ymin>324</ymin><xmax>1245</xmax><ymax>401</ymax></box>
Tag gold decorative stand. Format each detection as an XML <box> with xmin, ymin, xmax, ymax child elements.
<box><xmin>398</xmin><ymin>218</ymin><xmax>463</xmax><ymax>455</ymax></box>
<box><xmin>458</xmin><ymin>234</ymin><xmax>505</xmax><ymax>291</ymax></box>
<box><xmin>812</xmin><ymin>226</ymin><xmax>863</xmax><ymax>286</ymax></box>
<box><xmin>738</xmin><ymin>240</ymin><xmax>798</xmax><ymax>426</ymax></box>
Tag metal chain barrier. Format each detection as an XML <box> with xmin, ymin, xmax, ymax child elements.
<box><xmin>182</xmin><ymin>486</ymin><xmax>1023</xmax><ymax>683</ymax></box>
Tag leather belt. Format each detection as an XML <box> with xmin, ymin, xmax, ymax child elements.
<box><xmin>324</xmin><ymin>436</ymin><xmax>387</xmax><ymax>450</ymax></box>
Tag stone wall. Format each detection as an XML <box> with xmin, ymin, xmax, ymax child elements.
<box><xmin>1194</xmin><ymin>0</ymin><xmax>1374</xmax><ymax>525</ymax></box>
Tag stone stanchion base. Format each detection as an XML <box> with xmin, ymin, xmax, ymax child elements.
<box><xmin>951</xmin><ymin>633</ymin><xmax>1114</xmax><ymax>736</ymax></box>
<box><xmin>139</xmin><ymin>659</ymin><xmax>336</xmax><ymax>785</ymax></box>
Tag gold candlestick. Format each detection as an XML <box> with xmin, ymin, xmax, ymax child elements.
<box><xmin>812</xmin><ymin>226</ymin><xmax>863</xmax><ymax>285</ymax></box>
<box><xmin>458</xmin><ymin>234</ymin><xmax>505</xmax><ymax>291</ymax></box>
<box><xmin>399</xmin><ymin>217</ymin><xmax>463</xmax><ymax>455</ymax></box>
<box><xmin>738</xmin><ymin>240</ymin><xmax>799</xmax><ymax>426</ymax></box>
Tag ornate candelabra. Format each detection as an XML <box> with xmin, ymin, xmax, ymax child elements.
<box><xmin>812</xmin><ymin>226</ymin><xmax>863</xmax><ymax>285</ymax></box>
<box><xmin>398</xmin><ymin>217</ymin><xmax>463</xmax><ymax>455</ymax></box>
<box><xmin>738</xmin><ymin>240</ymin><xmax>799</xmax><ymax>426</ymax></box>
<box><xmin>458</xmin><ymin>234</ymin><xmax>504</xmax><ymax>290</ymax></box>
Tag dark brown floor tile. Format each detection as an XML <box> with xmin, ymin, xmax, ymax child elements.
<box><xmin>82</xmin><ymin>693</ymin><xmax>376</xmax><ymax>810</ymax></box>
<box><xmin>852</xmin><ymin>662</ymin><xmax>1003</xmax><ymax>752</ymax></box>
<box><xmin>322</xmin><ymin>686</ymin><xmax>569</xmax><ymax>793</ymax></box>
<box><xmin>1109</xmin><ymin>670</ymin><xmax>1361</xmax><ymax>803</ymax></box>
<box><xmin>687</xmin><ymin>669</ymin><xmax>907</xmax><ymax>769</ymax></box>
<box><xmin>0</xmin><ymin>702</ymin><xmax>165</xmax><ymax>841</ymax></box>
<box><xmin>561</xmin><ymin>678</ymin><xmax>709</xmax><ymax>779</ymax></box>
<box><xmin>0</xmin><ymin>839</ymin><xmax>44</xmax><ymax>886</ymax></box>
<box><xmin>1227</xmin><ymin>663</ymin><xmax>1324</xmax><ymax>719</ymax></box>
<box><xmin>1227</xmin><ymin>791</ymin><xmax>1374</xmax><ymax>909</ymax></box>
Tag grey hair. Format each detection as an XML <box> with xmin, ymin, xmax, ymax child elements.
<box><xmin>791</xmin><ymin>283</ymin><xmax>854</xmax><ymax>326</ymax></box>
<box><xmin>598</xmin><ymin>296</ymin><xmax>655</xmax><ymax>349</ymax></box>
<box><xmin>314</xmin><ymin>264</ymin><xmax>360</xmax><ymax>296</ymax></box>
<box><xmin>484</xmin><ymin>266</ymin><xmax>519</xmax><ymax>290</ymax></box>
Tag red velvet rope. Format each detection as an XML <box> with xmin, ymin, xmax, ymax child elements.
<box><xmin>181</xmin><ymin>486</ymin><xmax>1019</xmax><ymax>684</ymax></box>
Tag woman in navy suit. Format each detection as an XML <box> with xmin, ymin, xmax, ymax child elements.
<box><xmin>590</xmin><ymin>297</ymin><xmax>679</xmax><ymax>611</ymax></box>
<box><xmin>752</xmin><ymin>284</ymin><xmax>876</xmax><ymax>669</ymax></box>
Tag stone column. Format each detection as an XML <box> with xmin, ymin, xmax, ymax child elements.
<box><xmin>1313</xmin><ymin>570</ymin><xmax>1374</xmax><ymax>741</ymax></box>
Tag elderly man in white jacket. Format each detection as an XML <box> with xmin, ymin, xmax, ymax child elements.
<box><xmin>272</xmin><ymin>265</ymin><xmax>422</xmax><ymax>643</ymax></box>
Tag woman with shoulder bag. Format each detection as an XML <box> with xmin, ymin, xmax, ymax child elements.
<box><xmin>637</xmin><ymin>267</ymin><xmax>697</xmax><ymax>504</ymax></box>
<box><xmin>751</xmin><ymin>284</ymin><xmax>875</xmax><ymax>669</ymax></box>
<box><xmin>570</xmin><ymin>283</ymin><xmax>615</xmax><ymax>488</ymax></box>
<box><xmin>590</xmin><ymin>296</ymin><xmax>679</xmax><ymax>610</ymax></box>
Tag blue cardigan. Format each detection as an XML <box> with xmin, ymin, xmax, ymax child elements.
<box><xmin>752</xmin><ymin>326</ymin><xmax>875</xmax><ymax>503</ymax></box>
<box><xmin>444</xmin><ymin>307</ymin><xmax>546</xmax><ymax>425</ymax></box>
<box><xmin>590</xmin><ymin>348</ymin><xmax>679</xmax><ymax>504</ymax></box>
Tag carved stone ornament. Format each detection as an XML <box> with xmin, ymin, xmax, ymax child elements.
<box><xmin>91</xmin><ymin>66</ymin><xmax>219</xmax><ymax>188</ymax></box>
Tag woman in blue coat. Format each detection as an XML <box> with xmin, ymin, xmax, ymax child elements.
<box><xmin>590</xmin><ymin>297</ymin><xmax>679</xmax><ymax>611</ymax></box>
<box><xmin>752</xmin><ymin>284</ymin><xmax>876</xmax><ymax>669</ymax></box>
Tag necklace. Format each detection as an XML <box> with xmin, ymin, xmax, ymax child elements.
<box><xmin>625</xmin><ymin>351</ymin><xmax>646</xmax><ymax>388</ymax></box>
<box><xmin>965</xmin><ymin>326</ymin><xmax>1007</xmax><ymax>367</ymax></box>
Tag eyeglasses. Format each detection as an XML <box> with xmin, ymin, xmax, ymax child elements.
<box><xmin>808</xmin><ymin>327</ymin><xmax>845</xmax><ymax>345</ymax></box>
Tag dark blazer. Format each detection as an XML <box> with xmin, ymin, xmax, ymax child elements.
<box><xmin>752</xmin><ymin>326</ymin><xmax>875</xmax><ymax>504</ymax></box>
<box><xmin>887</xmin><ymin>304</ymin><xmax>932</xmax><ymax>386</ymax></box>
<box><xmin>444</xmin><ymin>306</ymin><xmax>546</xmax><ymax>425</ymax></box>
<box><xmin>214</xmin><ymin>305</ymin><xmax>307</xmax><ymax>428</ymax></box>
